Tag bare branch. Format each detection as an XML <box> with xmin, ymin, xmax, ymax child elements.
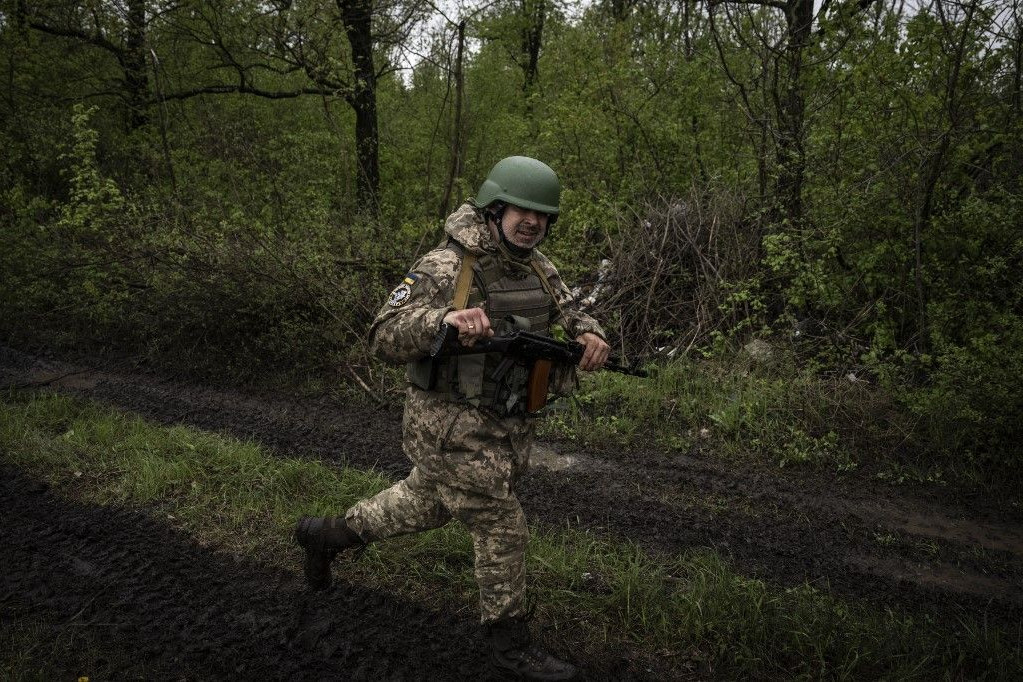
<box><xmin>24</xmin><ymin>18</ymin><xmax>125</xmax><ymax>63</ymax></box>
<box><xmin>155</xmin><ymin>83</ymin><xmax>339</xmax><ymax>103</ymax></box>
<box><xmin>709</xmin><ymin>0</ymin><xmax>790</xmax><ymax>12</ymax></box>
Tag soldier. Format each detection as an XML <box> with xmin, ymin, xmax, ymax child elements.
<box><xmin>295</xmin><ymin>156</ymin><xmax>609</xmax><ymax>681</ymax></box>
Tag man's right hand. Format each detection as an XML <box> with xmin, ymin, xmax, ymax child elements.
<box><xmin>442</xmin><ymin>307</ymin><xmax>494</xmax><ymax>347</ymax></box>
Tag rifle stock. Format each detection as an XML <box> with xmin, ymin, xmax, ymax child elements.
<box><xmin>527</xmin><ymin>359</ymin><xmax>553</xmax><ymax>412</ymax></box>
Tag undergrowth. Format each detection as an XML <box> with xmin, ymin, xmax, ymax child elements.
<box><xmin>1</xmin><ymin>391</ymin><xmax>1019</xmax><ymax>679</ymax></box>
<box><xmin>541</xmin><ymin>352</ymin><xmax>994</xmax><ymax>485</ymax></box>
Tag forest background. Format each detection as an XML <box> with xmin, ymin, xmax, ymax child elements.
<box><xmin>1</xmin><ymin>0</ymin><xmax>1020</xmax><ymax>491</ymax></box>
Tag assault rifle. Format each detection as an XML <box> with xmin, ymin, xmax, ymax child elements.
<box><xmin>429</xmin><ymin>322</ymin><xmax>647</xmax><ymax>413</ymax></box>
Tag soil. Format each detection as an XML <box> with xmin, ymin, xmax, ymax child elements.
<box><xmin>0</xmin><ymin>467</ymin><xmax>494</xmax><ymax>681</ymax></box>
<box><xmin>2</xmin><ymin>344</ymin><xmax>1022</xmax><ymax>678</ymax></box>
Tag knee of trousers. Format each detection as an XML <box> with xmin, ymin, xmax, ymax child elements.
<box><xmin>474</xmin><ymin>513</ymin><xmax>529</xmax><ymax>571</ymax></box>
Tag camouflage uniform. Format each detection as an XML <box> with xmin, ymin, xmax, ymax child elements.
<box><xmin>344</xmin><ymin>202</ymin><xmax>605</xmax><ymax>623</ymax></box>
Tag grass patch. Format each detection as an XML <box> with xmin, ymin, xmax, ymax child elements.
<box><xmin>0</xmin><ymin>391</ymin><xmax>389</xmax><ymax>556</ymax></box>
<box><xmin>0</xmin><ymin>614</ymin><xmax>117</xmax><ymax>682</ymax></box>
<box><xmin>541</xmin><ymin>356</ymin><xmax>914</xmax><ymax>474</ymax></box>
<box><xmin>2</xmin><ymin>391</ymin><xmax>1020</xmax><ymax>679</ymax></box>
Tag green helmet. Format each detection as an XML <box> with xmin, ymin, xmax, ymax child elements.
<box><xmin>474</xmin><ymin>156</ymin><xmax>561</xmax><ymax>215</ymax></box>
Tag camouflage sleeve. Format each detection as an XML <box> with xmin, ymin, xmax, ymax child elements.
<box><xmin>533</xmin><ymin>251</ymin><xmax>608</xmax><ymax>341</ymax></box>
<box><xmin>368</xmin><ymin>248</ymin><xmax>461</xmax><ymax>364</ymax></box>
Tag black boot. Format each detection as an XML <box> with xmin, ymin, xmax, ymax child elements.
<box><xmin>488</xmin><ymin>616</ymin><xmax>578</xmax><ymax>681</ymax></box>
<box><xmin>294</xmin><ymin>516</ymin><xmax>364</xmax><ymax>590</ymax></box>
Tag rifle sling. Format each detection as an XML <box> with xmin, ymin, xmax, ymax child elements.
<box><xmin>529</xmin><ymin>258</ymin><xmax>565</xmax><ymax>322</ymax></box>
<box><xmin>453</xmin><ymin>251</ymin><xmax>476</xmax><ymax>310</ymax></box>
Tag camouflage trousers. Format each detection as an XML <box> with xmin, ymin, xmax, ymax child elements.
<box><xmin>345</xmin><ymin>466</ymin><xmax>529</xmax><ymax>624</ymax></box>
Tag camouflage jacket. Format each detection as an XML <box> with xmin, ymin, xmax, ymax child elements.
<box><xmin>368</xmin><ymin>202</ymin><xmax>606</xmax><ymax>497</ymax></box>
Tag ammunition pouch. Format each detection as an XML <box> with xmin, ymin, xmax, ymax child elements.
<box><xmin>407</xmin><ymin>355</ymin><xmax>438</xmax><ymax>390</ymax></box>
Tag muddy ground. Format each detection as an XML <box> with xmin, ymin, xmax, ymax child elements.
<box><xmin>2</xmin><ymin>344</ymin><xmax>1022</xmax><ymax>678</ymax></box>
<box><xmin>1</xmin><ymin>467</ymin><xmax>497</xmax><ymax>681</ymax></box>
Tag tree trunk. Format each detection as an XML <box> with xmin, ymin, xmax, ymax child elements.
<box><xmin>1013</xmin><ymin>0</ymin><xmax>1022</xmax><ymax>116</ymax></box>
<box><xmin>124</xmin><ymin>0</ymin><xmax>149</xmax><ymax>131</ymax></box>
<box><xmin>439</xmin><ymin>20</ymin><xmax>466</xmax><ymax>219</ymax></box>
<box><xmin>520</xmin><ymin>0</ymin><xmax>545</xmax><ymax>95</ymax></box>
<box><xmin>908</xmin><ymin>0</ymin><xmax>979</xmax><ymax>351</ymax></box>
<box><xmin>338</xmin><ymin>0</ymin><xmax>380</xmax><ymax>211</ymax></box>
<box><xmin>609</xmin><ymin>0</ymin><xmax>634</xmax><ymax>21</ymax></box>
<box><xmin>774</xmin><ymin>0</ymin><xmax>813</xmax><ymax>226</ymax></box>
<box><xmin>682</xmin><ymin>1</ymin><xmax>708</xmax><ymax>183</ymax></box>
<box><xmin>682</xmin><ymin>0</ymin><xmax>693</xmax><ymax>59</ymax></box>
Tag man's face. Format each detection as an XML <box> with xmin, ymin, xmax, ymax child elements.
<box><xmin>491</xmin><ymin>204</ymin><xmax>550</xmax><ymax>250</ymax></box>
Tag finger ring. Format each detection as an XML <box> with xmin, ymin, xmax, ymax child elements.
<box><xmin>467</xmin><ymin>323</ymin><xmax>475</xmax><ymax>329</ymax></box>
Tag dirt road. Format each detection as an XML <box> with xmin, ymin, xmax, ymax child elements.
<box><xmin>2</xmin><ymin>345</ymin><xmax>1021</xmax><ymax>677</ymax></box>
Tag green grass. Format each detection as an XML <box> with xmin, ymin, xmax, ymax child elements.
<box><xmin>0</xmin><ymin>616</ymin><xmax>111</xmax><ymax>682</ymax></box>
<box><xmin>545</xmin><ymin>353</ymin><xmax>1020</xmax><ymax>502</ymax></box>
<box><xmin>541</xmin><ymin>355</ymin><xmax>915</xmax><ymax>473</ymax></box>
<box><xmin>1</xmin><ymin>391</ymin><xmax>1020</xmax><ymax>679</ymax></box>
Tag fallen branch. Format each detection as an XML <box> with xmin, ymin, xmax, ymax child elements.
<box><xmin>346</xmin><ymin>366</ymin><xmax>384</xmax><ymax>406</ymax></box>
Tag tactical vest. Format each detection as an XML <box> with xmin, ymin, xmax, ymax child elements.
<box><xmin>407</xmin><ymin>241</ymin><xmax>559</xmax><ymax>416</ymax></box>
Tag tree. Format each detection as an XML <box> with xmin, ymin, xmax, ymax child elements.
<box><xmin>13</xmin><ymin>0</ymin><xmax>428</xmax><ymax>209</ymax></box>
<box><xmin>171</xmin><ymin>0</ymin><xmax>425</xmax><ymax>210</ymax></box>
<box><xmin>16</xmin><ymin>0</ymin><xmax>153</xmax><ymax>130</ymax></box>
<box><xmin>708</xmin><ymin>0</ymin><xmax>880</xmax><ymax>226</ymax></box>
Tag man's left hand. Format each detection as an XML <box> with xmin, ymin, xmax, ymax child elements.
<box><xmin>576</xmin><ymin>332</ymin><xmax>610</xmax><ymax>371</ymax></box>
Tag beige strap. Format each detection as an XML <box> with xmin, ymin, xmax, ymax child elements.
<box><xmin>453</xmin><ymin>251</ymin><xmax>476</xmax><ymax>310</ymax></box>
<box><xmin>530</xmin><ymin>257</ymin><xmax>565</xmax><ymax>321</ymax></box>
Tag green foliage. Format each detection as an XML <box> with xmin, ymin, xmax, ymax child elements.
<box><xmin>1</xmin><ymin>0</ymin><xmax>1021</xmax><ymax>470</ymax></box>
<box><xmin>56</xmin><ymin>105</ymin><xmax>129</xmax><ymax>328</ymax></box>
<box><xmin>543</xmin><ymin>354</ymin><xmax>899</xmax><ymax>473</ymax></box>
<box><xmin>907</xmin><ymin>320</ymin><xmax>1023</xmax><ymax>469</ymax></box>
<box><xmin>60</xmin><ymin>105</ymin><xmax>125</xmax><ymax>234</ymax></box>
<box><xmin>762</xmin><ymin>229</ymin><xmax>844</xmax><ymax>312</ymax></box>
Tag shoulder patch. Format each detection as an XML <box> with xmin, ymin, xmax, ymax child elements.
<box><xmin>387</xmin><ymin>273</ymin><xmax>418</xmax><ymax>307</ymax></box>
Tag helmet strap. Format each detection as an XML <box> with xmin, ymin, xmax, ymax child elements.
<box><xmin>486</xmin><ymin>202</ymin><xmax>552</xmax><ymax>258</ymax></box>
<box><xmin>486</xmin><ymin>203</ymin><xmax>531</xmax><ymax>259</ymax></box>
<box><xmin>484</xmin><ymin>202</ymin><xmax>506</xmax><ymax>231</ymax></box>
